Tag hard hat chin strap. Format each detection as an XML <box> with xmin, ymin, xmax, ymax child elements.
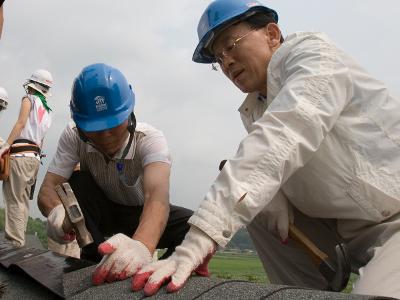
<box><xmin>127</xmin><ymin>112</ymin><xmax>136</xmax><ymax>134</ymax></box>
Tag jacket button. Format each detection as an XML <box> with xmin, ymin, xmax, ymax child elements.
<box><xmin>381</xmin><ymin>210</ymin><xmax>391</xmax><ymax>217</ymax></box>
<box><xmin>222</xmin><ymin>230</ymin><xmax>231</xmax><ymax>238</ymax></box>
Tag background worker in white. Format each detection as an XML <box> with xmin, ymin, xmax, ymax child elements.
<box><xmin>0</xmin><ymin>69</ymin><xmax>53</xmax><ymax>247</ymax></box>
<box><xmin>0</xmin><ymin>87</ymin><xmax>9</xmax><ymax>145</ymax></box>
<box><xmin>38</xmin><ymin>63</ymin><xmax>192</xmax><ymax>285</ymax></box>
<box><xmin>133</xmin><ymin>0</ymin><xmax>400</xmax><ymax>298</ymax></box>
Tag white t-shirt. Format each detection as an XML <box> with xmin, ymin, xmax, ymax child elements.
<box><xmin>17</xmin><ymin>94</ymin><xmax>52</xmax><ymax>147</ymax></box>
<box><xmin>48</xmin><ymin>122</ymin><xmax>171</xmax><ymax>206</ymax></box>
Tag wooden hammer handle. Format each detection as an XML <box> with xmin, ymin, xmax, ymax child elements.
<box><xmin>288</xmin><ymin>223</ymin><xmax>329</xmax><ymax>266</ymax></box>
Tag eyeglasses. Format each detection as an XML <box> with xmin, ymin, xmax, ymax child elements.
<box><xmin>211</xmin><ymin>28</ymin><xmax>257</xmax><ymax>71</ymax></box>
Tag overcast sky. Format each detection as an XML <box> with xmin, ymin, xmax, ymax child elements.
<box><xmin>1</xmin><ymin>0</ymin><xmax>400</xmax><ymax>220</ymax></box>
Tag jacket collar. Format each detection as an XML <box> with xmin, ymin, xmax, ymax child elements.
<box><xmin>238</xmin><ymin>92</ymin><xmax>267</xmax><ymax>117</ymax></box>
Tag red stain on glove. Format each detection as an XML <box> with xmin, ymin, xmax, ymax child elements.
<box><xmin>116</xmin><ymin>270</ymin><xmax>128</xmax><ymax>281</ymax></box>
<box><xmin>92</xmin><ymin>268</ymin><xmax>109</xmax><ymax>285</ymax></box>
<box><xmin>132</xmin><ymin>271</ymin><xmax>152</xmax><ymax>291</ymax></box>
<box><xmin>143</xmin><ymin>275</ymin><xmax>170</xmax><ymax>296</ymax></box>
<box><xmin>98</xmin><ymin>242</ymin><xmax>115</xmax><ymax>255</ymax></box>
<box><xmin>63</xmin><ymin>232</ymin><xmax>76</xmax><ymax>241</ymax></box>
<box><xmin>166</xmin><ymin>279</ymin><xmax>187</xmax><ymax>293</ymax></box>
<box><xmin>194</xmin><ymin>251</ymin><xmax>214</xmax><ymax>277</ymax></box>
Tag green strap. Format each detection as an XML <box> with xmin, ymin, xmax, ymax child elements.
<box><xmin>34</xmin><ymin>92</ymin><xmax>52</xmax><ymax>112</ymax></box>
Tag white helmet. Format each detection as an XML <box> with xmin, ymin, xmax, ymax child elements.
<box><xmin>0</xmin><ymin>87</ymin><xmax>8</xmax><ymax>111</ymax></box>
<box><xmin>24</xmin><ymin>69</ymin><xmax>54</xmax><ymax>97</ymax></box>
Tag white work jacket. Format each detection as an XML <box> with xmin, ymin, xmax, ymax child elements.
<box><xmin>188</xmin><ymin>32</ymin><xmax>400</xmax><ymax>247</ymax></box>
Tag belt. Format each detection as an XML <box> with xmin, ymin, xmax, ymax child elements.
<box><xmin>10</xmin><ymin>145</ymin><xmax>41</xmax><ymax>155</ymax></box>
<box><xmin>11</xmin><ymin>139</ymin><xmax>41</xmax><ymax>155</ymax></box>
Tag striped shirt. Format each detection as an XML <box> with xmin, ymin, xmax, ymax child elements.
<box><xmin>48</xmin><ymin>122</ymin><xmax>171</xmax><ymax>206</ymax></box>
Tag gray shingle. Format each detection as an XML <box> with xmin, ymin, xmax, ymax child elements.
<box><xmin>0</xmin><ymin>241</ymin><xmax>392</xmax><ymax>300</ymax></box>
<box><xmin>63</xmin><ymin>266</ymin><xmax>376</xmax><ymax>300</ymax></box>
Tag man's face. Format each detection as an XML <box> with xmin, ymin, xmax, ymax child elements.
<box><xmin>83</xmin><ymin>120</ymin><xmax>129</xmax><ymax>157</ymax></box>
<box><xmin>211</xmin><ymin>22</ymin><xmax>280</xmax><ymax>94</ymax></box>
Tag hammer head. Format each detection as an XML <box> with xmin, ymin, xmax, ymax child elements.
<box><xmin>319</xmin><ymin>243</ymin><xmax>351</xmax><ymax>292</ymax></box>
<box><xmin>55</xmin><ymin>183</ymin><xmax>94</xmax><ymax>248</ymax></box>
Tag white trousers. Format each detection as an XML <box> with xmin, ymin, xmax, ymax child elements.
<box><xmin>247</xmin><ymin>206</ymin><xmax>400</xmax><ymax>298</ymax></box>
<box><xmin>3</xmin><ymin>156</ymin><xmax>40</xmax><ymax>247</ymax></box>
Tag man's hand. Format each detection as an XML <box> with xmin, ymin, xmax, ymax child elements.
<box><xmin>92</xmin><ymin>234</ymin><xmax>152</xmax><ymax>285</ymax></box>
<box><xmin>46</xmin><ymin>204</ymin><xmax>76</xmax><ymax>244</ymax></box>
<box><xmin>132</xmin><ymin>226</ymin><xmax>216</xmax><ymax>296</ymax></box>
<box><xmin>0</xmin><ymin>142</ymin><xmax>9</xmax><ymax>157</ymax></box>
<box><xmin>262</xmin><ymin>190</ymin><xmax>294</xmax><ymax>242</ymax></box>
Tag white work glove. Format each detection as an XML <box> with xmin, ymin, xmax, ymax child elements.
<box><xmin>132</xmin><ymin>226</ymin><xmax>216</xmax><ymax>296</ymax></box>
<box><xmin>262</xmin><ymin>189</ymin><xmax>294</xmax><ymax>243</ymax></box>
<box><xmin>92</xmin><ymin>233</ymin><xmax>152</xmax><ymax>285</ymax></box>
<box><xmin>47</xmin><ymin>204</ymin><xmax>76</xmax><ymax>244</ymax></box>
<box><xmin>0</xmin><ymin>142</ymin><xmax>9</xmax><ymax>157</ymax></box>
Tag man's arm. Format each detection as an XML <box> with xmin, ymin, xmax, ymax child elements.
<box><xmin>0</xmin><ymin>97</ymin><xmax>31</xmax><ymax>156</ymax></box>
<box><xmin>6</xmin><ymin>97</ymin><xmax>31</xmax><ymax>145</ymax></box>
<box><xmin>91</xmin><ymin>161</ymin><xmax>171</xmax><ymax>285</ymax></box>
<box><xmin>132</xmin><ymin>162</ymin><xmax>170</xmax><ymax>254</ymax></box>
<box><xmin>38</xmin><ymin>172</ymin><xmax>68</xmax><ymax>217</ymax></box>
<box><xmin>38</xmin><ymin>123</ymin><xmax>80</xmax><ymax>217</ymax></box>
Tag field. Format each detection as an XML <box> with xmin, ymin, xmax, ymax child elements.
<box><xmin>209</xmin><ymin>251</ymin><xmax>357</xmax><ymax>293</ymax></box>
<box><xmin>209</xmin><ymin>251</ymin><xmax>268</xmax><ymax>283</ymax></box>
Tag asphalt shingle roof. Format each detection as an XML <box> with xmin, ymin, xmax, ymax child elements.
<box><xmin>63</xmin><ymin>265</ymin><xmax>376</xmax><ymax>300</ymax></box>
<box><xmin>0</xmin><ymin>240</ymin><xmax>393</xmax><ymax>300</ymax></box>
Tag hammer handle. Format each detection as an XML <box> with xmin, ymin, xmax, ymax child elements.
<box><xmin>288</xmin><ymin>224</ymin><xmax>329</xmax><ymax>266</ymax></box>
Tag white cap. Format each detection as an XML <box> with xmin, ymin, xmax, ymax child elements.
<box><xmin>0</xmin><ymin>87</ymin><xmax>8</xmax><ymax>110</ymax></box>
<box><xmin>24</xmin><ymin>69</ymin><xmax>54</xmax><ymax>97</ymax></box>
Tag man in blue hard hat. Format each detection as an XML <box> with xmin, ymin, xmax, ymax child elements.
<box><xmin>38</xmin><ymin>63</ymin><xmax>192</xmax><ymax>285</ymax></box>
<box><xmin>133</xmin><ymin>0</ymin><xmax>400</xmax><ymax>298</ymax></box>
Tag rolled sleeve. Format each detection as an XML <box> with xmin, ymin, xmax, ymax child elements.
<box><xmin>190</xmin><ymin>34</ymin><xmax>354</xmax><ymax>247</ymax></box>
<box><xmin>47</xmin><ymin>124</ymin><xmax>80</xmax><ymax>179</ymax></box>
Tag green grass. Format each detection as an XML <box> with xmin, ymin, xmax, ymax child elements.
<box><xmin>209</xmin><ymin>251</ymin><xmax>358</xmax><ymax>293</ymax></box>
<box><xmin>209</xmin><ymin>251</ymin><xmax>268</xmax><ymax>283</ymax></box>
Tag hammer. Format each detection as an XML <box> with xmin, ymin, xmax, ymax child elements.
<box><xmin>55</xmin><ymin>182</ymin><xmax>93</xmax><ymax>248</ymax></box>
<box><xmin>288</xmin><ymin>223</ymin><xmax>350</xmax><ymax>291</ymax></box>
<box><xmin>218</xmin><ymin>159</ymin><xmax>351</xmax><ymax>292</ymax></box>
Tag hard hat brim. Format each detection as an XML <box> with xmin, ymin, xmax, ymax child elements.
<box><xmin>25</xmin><ymin>82</ymin><xmax>52</xmax><ymax>97</ymax></box>
<box><xmin>192</xmin><ymin>6</ymin><xmax>278</xmax><ymax>64</ymax></box>
<box><xmin>73</xmin><ymin>106</ymin><xmax>133</xmax><ymax>132</ymax></box>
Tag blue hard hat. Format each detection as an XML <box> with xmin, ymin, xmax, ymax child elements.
<box><xmin>193</xmin><ymin>0</ymin><xmax>278</xmax><ymax>64</ymax></box>
<box><xmin>70</xmin><ymin>63</ymin><xmax>135</xmax><ymax>132</ymax></box>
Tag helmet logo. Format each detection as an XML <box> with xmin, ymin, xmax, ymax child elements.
<box><xmin>95</xmin><ymin>96</ymin><xmax>108</xmax><ymax>112</ymax></box>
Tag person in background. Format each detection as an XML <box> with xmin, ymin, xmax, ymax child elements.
<box><xmin>0</xmin><ymin>69</ymin><xmax>53</xmax><ymax>247</ymax></box>
<box><xmin>0</xmin><ymin>87</ymin><xmax>9</xmax><ymax>145</ymax></box>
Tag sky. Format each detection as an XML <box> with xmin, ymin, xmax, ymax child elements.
<box><xmin>0</xmin><ymin>0</ymin><xmax>400</xmax><ymax>220</ymax></box>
